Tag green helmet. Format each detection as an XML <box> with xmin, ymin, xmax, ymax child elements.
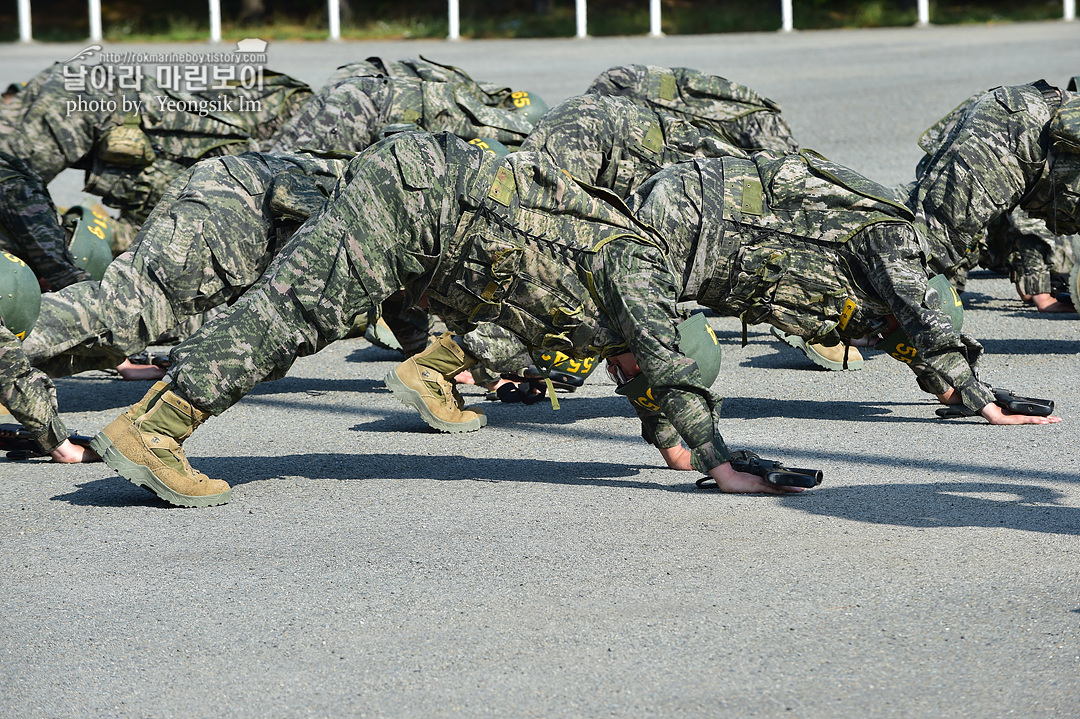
<box><xmin>614</xmin><ymin>313</ymin><xmax>721</xmax><ymax>412</ymax></box>
<box><xmin>0</xmin><ymin>251</ymin><xmax>42</xmax><ymax>340</ymax></box>
<box><xmin>507</xmin><ymin>90</ymin><xmax>548</xmax><ymax>126</ymax></box>
<box><xmin>1068</xmin><ymin>77</ymin><xmax>1080</xmax><ymax>92</ymax></box>
<box><xmin>467</xmin><ymin>137</ymin><xmax>511</xmax><ymax>158</ymax></box>
<box><xmin>64</xmin><ymin>200</ymin><xmax>114</xmax><ymax>281</ymax></box>
<box><xmin>877</xmin><ymin>274</ymin><xmax>963</xmax><ymax>363</ymax></box>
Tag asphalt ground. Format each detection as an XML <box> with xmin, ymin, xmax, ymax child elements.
<box><xmin>2</xmin><ymin>22</ymin><xmax>1079</xmax><ymax>718</ymax></box>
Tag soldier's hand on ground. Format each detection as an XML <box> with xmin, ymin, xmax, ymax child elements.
<box><xmin>709</xmin><ymin>462</ymin><xmax>805</xmax><ymax>494</ymax></box>
<box><xmin>979</xmin><ymin>402</ymin><xmax>1063</xmax><ymax>425</ymax></box>
<box><xmin>115</xmin><ymin>359</ymin><xmax>168</xmax><ymax>381</ymax></box>
<box><xmin>1031</xmin><ymin>293</ymin><xmax>1076</xmax><ymax>313</ymax></box>
<box><xmin>658</xmin><ymin>444</ymin><xmax>692</xmax><ymax>470</ymax></box>
<box><xmin>50</xmin><ymin>439</ymin><xmax>100</xmax><ymax>463</ymax></box>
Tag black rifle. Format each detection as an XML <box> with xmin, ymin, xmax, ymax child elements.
<box><xmin>0</xmin><ymin>423</ymin><xmax>93</xmax><ymax>460</ymax></box>
<box><xmin>936</xmin><ymin>387</ymin><xmax>1054</xmax><ymax>419</ymax></box>
<box><xmin>695</xmin><ymin>450</ymin><xmax>823</xmax><ymax>489</ymax></box>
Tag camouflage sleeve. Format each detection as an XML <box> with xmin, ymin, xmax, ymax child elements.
<box><xmin>1007</xmin><ymin>209</ymin><xmax>1064</xmax><ymax>296</ymax></box>
<box><xmin>906</xmin><ymin>331</ymin><xmax>987</xmax><ymax>397</ymax></box>
<box><xmin>597</xmin><ymin>239</ymin><xmax>731</xmax><ymax>472</ymax></box>
<box><xmin>518</xmin><ymin>94</ymin><xmax>620</xmax><ymax>188</ymax></box>
<box><xmin>912</xmin><ymin>86</ymin><xmax>1052</xmax><ymax>274</ymax></box>
<box><xmin>633</xmin><ymin>403</ymin><xmax>683</xmax><ymax>450</ymax></box>
<box><xmin>0</xmin><ymin>323</ymin><xmax>68</xmax><ymax>453</ymax></box>
<box><xmin>268</xmin><ymin>78</ymin><xmax>382</xmax><ymax>154</ymax></box>
<box><xmin>849</xmin><ymin>223</ymin><xmax>996</xmax><ymax>411</ymax></box>
<box><xmin>0</xmin><ymin>153</ymin><xmax>92</xmax><ymax>289</ymax></box>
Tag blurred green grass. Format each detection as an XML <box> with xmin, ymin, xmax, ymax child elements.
<box><xmin>0</xmin><ymin>0</ymin><xmax>1071</xmax><ymax>43</ymax></box>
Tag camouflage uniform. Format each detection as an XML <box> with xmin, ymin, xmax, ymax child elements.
<box><xmin>0</xmin><ymin>151</ymin><xmax>345</xmax><ymax>450</ymax></box>
<box><xmin>983</xmin><ymin>209</ymin><xmax>1076</xmax><ymax>296</ymax></box>
<box><xmin>585</xmin><ymin>65</ymin><xmax>799</xmax><ymax>155</ymax></box>
<box><xmin>464</xmin><ymin>92</ymin><xmax>750</xmax><ymax>382</ymax></box>
<box><xmin>909</xmin><ymin>81</ymin><xmax>1076</xmax><ymax>279</ymax></box>
<box><xmin>268</xmin><ymin>74</ymin><xmax>538</xmax><ymax>356</ymax></box>
<box><xmin>159</xmin><ymin>132</ymin><xmax>732</xmax><ymax>473</ymax></box>
<box><xmin>20</xmin><ymin>151</ymin><xmax>346</xmax><ymax>379</ymax></box>
<box><xmin>325</xmin><ymin>56</ymin><xmax>516</xmax><ymax>109</ymax></box>
<box><xmin>520</xmin><ymin>93</ymin><xmax>747</xmax><ymax>197</ymax></box>
<box><xmin>0</xmin><ymin>323</ymin><xmax>67</xmax><ymax>453</ymax></box>
<box><xmin>269</xmin><ymin>75</ymin><xmax>535</xmax><ymax>155</ymax></box>
<box><xmin>0</xmin><ymin>63</ymin><xmax>310</xmax><ymax>288</ymax></box>
<box><xmin>626</xmin><ymin>154</ymin><xmax>997</xmax><ymax>446</ymax></box>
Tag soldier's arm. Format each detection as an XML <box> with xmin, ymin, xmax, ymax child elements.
<box><xmin>850</xmin><ymin>224</ymin><xmax>1059</xmax><ymax>425</ymax></box>
<box><xmin>851</xmin><ymin>223</ymin><xmax>997</xmax><ymax>407</ymax></box>
<box><xmin>0</xmin><ymin>324</ymin><xmax>90</xmax><ymax>459</ymax></box>
<box><xmin>598</xmin><ymin>241</ymin><xmax>797</xmax><ymax>493</ymax></box>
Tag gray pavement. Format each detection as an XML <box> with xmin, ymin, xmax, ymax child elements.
<box><xmin>2</xmin><ymin>23</ymin><xmax>1079</xmax><ymax>718</ymax></box>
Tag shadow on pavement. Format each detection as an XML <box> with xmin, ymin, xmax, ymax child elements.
<box><xmin>53</xmin><ymin>453</ymin><xmax>688</xmax><ymax>508</ymax></box>
<box><xmin>782</xmin><ymin>481</ymin><xmax>1080</xmax><ymax>536</ymax></box>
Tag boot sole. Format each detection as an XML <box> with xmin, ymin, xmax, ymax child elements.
<box><xmin>770</xmin><ymin>327</ymin><xmax>863</xmax><ymax>371</ymax></box>
<box><xmin>90</xmin><ymin>432</ymin><xmax>232</xmax><ymax>508</ymax></box>
<box><xmin>384</xmin><ymin>369</ymin><xmax>487</xmax><ymax>433</ymax></box>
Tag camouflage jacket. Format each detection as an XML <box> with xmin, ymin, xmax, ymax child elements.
<box><xmin>0</xmin><ymin>63</ymin><xmax>310</xmax><ymax>288</ymax></box>
<box><xmin>909</xmin><ymin>82</ymin><xmax>1069</xmax><ymax>276</ymax></box>
<box><xmin>0</xmin><ymin>323</ymin><xmax>67</xmax><ymax>453</ymax></box>
<box><xmin>629</xmin><ymin>153</ymin><xmax>996</xmax><ymax>446</ymax></box>
<box><xmin>586</xmin><ymin>64</ymin><xmax>800</xmax><ymax>154</ymax></box>
<box><xmin>270</xmin><ymin>75</ymin><xmax>535</xmax><ymax>155</ymax></box>
<box><xmin>325</xmin><ymin>55</ymin><xmax>516</xmax><ymax>108</ymax></box>
<box><xmin>520</xmin><ymin>93</ymin><xmax>747</xmax><ymax>199</ymax></box>
<box><xmin>337</xmin><ymin>133</ymin><xmax>731</xmax><ymax>472</ymax></box>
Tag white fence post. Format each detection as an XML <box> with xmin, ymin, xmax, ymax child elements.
<box><xmin>780</xmin><ymin>0</ymin><xmax>793</xmax><ymax>32</ymax></box>
<box><xmin>328</xmin><ymin>0</ymin><xmax>341</xmax><ymax>39</ymax></box>
<box><xmin>649</xmin><ymin>0</ymin><xmax>662</xmax><ymax>36</ymax></box>
<box><xmin>88</xmin><ymin>0</ymin><xmax>102</xmax><ymax>41</ymax></box>
<box><xmin>916</xmin><ymin>0</ymin><xmax>930</xmax><ymax>25</ymax></box>
<box><xmin>18</xmin><ymin>0</ymin><xmax>33</xmax><ymax>43</ymax></box>
<box><xmin>575</xmin><ymin>0</ymin><xmax>587</xmax><ymax>38</ymax></box>
<box><xmin>208</xmin><ymin>0</ymin><xmax>222</xmax><ymax>43</ymax></box>
<box><xmin>448</xmin><ymin>0</ymin><xmax>460</xmax><ymax>39</ymax></box>
<box><xmin>1066</xmin><ymin>0</ymin><xmax>1076</xmax><ymax>21</ymax></box>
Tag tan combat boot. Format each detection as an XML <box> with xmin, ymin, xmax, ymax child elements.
<box><xmin>771</xmin><ymin>328</ymin><xmax>864</xmax><ymax>371</ymax></box>
<box><xmin>384</xmin><ymin>333</ymin><xmax>487</xmax><ymax>432</ymax></box>
<box><xmin>91</xmin><ymin>382</ymin><xmax>231</xmax><ymax>507</ymax></box>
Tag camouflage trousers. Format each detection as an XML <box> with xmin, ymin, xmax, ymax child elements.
<box><xmin>21</xmin><ymin>154</ymin><xmax>287</xmax><ymax>379</ymax></box>
<box><xmin>984</xmin><ymin>210</ymin><xmax>1077</xmax><ymax>295</ymax></box>
<box><xmin>166</xmin><ymin>135</ymin><xmax>464</xmax><ymax>415</ymax></box>
<box><xmin>460</xmin><ymin>323</ymin><xmax>533</xmax><ymax>384</ymax></box>
<box><xmin>0</xmin><ymin>153</ymin><xmax>91</xmax><ymax>290</ymax></box>
<box><xmin>0</xmin><ymin>324</ymin><xmax>67</xmax><ymax>451</ymax></box>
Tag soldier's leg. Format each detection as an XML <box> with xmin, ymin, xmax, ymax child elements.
<box><xmin>22</xmin><ymin>155</ymin><xmax>278</xmax><ymax>377</ymax></box>
<box><xmin>92</xmin><ymin>133</ymin><xmax>453</xmax><ymax>506</ymax></box>
<box><xmin>22</xmin><ymin>255</ymin><xmax>177</xmax><ymax>377</ymax></box>
<box><xmin>91</xmin><ymin>231</ymin><xmax>378</xmax><ymax>506</ymax></box>
<box><xmin>378</xmin><ymin>291</ymin><xmax>432</xmax><ymax>357</ymax></box>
